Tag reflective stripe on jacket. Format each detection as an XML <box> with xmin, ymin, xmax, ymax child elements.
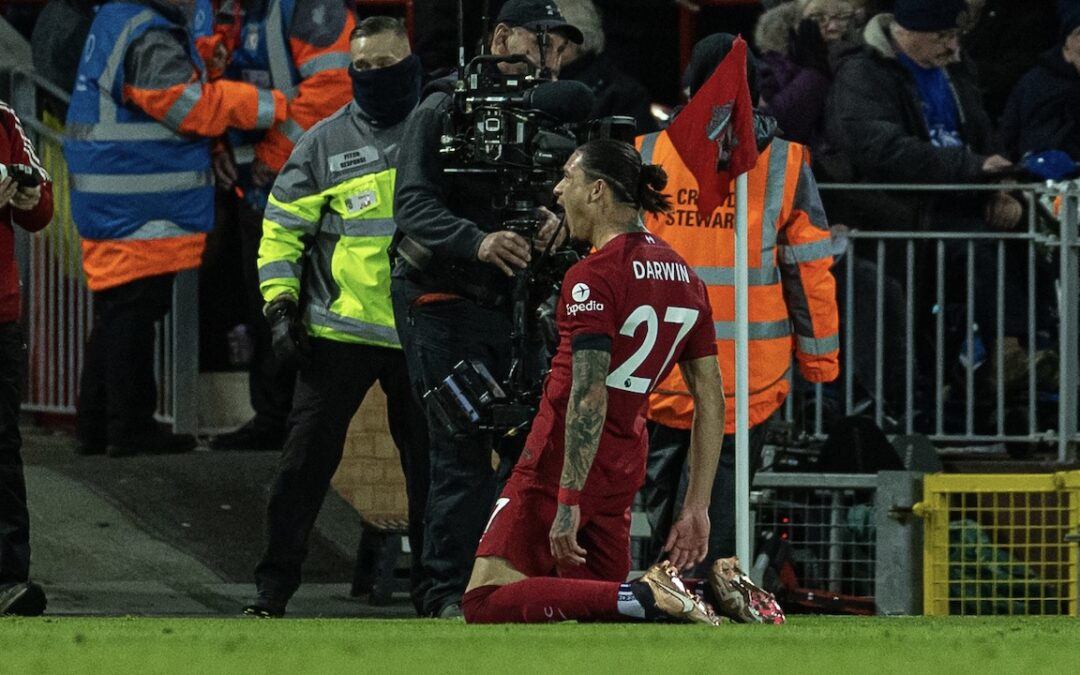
<box><xmin>220</xmin><ymin>0</ymin><xmax>353</xmax><ymax>173</ymax></box>
<box><xmin>258</xmin><ymin>101</ymin><xmax>404</xmax><ymax>348</ymax></box>
<box><xmin>637</xmin><ymin>130</ymin><xmax>840</xmax><ymax>432</ymax></box>
<box><xmin>64</xmin><ymin>2</ymin><xmax>211</xmax><ymax>290</ymax></box>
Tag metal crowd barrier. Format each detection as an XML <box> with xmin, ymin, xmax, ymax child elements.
<box><xmin>4</xmin><ymin>65</ymin><xmax>197</xmax><ymax>433</ymax></box>
<box><xmin>752</xmin><ymin>471</ymin><xmax>924</xmax><ymax>615</ymax></box>
<box><xmin>786</xmin><ymin>181</ymin><xmax>1080</xmax><ymax>463</ymax></box>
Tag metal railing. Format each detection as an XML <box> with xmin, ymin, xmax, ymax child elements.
<box><xmin>4</xmin><ymin>64</ymin><xmax>197</xmax><ymax>433</ymax></box>
<box><xmin>783</xmin><ymin>181</ymin><xmax>1079</xmax><ymax>463</ymax></box>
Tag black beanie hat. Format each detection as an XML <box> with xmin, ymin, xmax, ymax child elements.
<box><xmin>682</xmin><ymin>33</ymin><xmax>761</xmax><ymax>102</ymax></box>
<box><xmin>1061</xmin><ymin>1</ymin><xmax>1080</xmax><ymax>41</ymax></box>
<box><xmin>893</xmin><ymin>0</ymin><xmax>966</xmax><ymax>32</ymax></box>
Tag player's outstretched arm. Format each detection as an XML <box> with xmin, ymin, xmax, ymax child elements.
<box><xmin>550</xmin><ymin>347</ymin><xmax>611</xmax><ymax>567</ymax></box>
<box><xmin>665</xmin><ymin>355</ymin><xmax>725</xmax><ymax>570</ymax></box>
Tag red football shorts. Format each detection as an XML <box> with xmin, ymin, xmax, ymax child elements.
<box><xmin>475</xmin><ymin>470</ymin><xmax>633</xmax><ymax>582</ymax></box>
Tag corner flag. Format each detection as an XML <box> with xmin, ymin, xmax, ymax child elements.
<box><xmin>664</xmin><ymin>35</ymin><xmax>758</xmax><ymax>218</ymax></box>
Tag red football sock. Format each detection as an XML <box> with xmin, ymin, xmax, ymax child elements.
<box><xmin>463</xmin><ymin>578</ymin><xmax>633</xmax><ymax>623</ymax></box>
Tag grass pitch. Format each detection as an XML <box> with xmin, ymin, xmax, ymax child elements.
<box><xmin>0</xmin><ymin>616</ymin><xmax>1076</xmax><ymax>674</ymax></box>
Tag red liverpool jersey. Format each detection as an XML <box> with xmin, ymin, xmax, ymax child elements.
<box><xmin>520</xmin><ymin>231</ymin><xmax>716</xmax><ymax>500</ymax></box>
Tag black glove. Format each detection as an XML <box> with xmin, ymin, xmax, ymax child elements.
<box><xmin>264</xmin><ymin>295</ymin><xmax>311</xmax><ymax>369</ymax></box>
<box><xmin>791</xmin><ymin>18</ymin><xmax>831</xmax><ymax>75</ymax></box>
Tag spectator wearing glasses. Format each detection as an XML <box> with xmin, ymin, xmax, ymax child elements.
<box><xmin>825</xmin><ymin>0</ymin><xmax>1056</xmax><ymax>405</ymax></box>
<box><xmin>825</xmin><ymin>0</ymin><xmax>1015</xmax><ymax>229</ymax></box>
<box><xmin>756</xmin><ymin>0</ymin><xmax>857</xmax><ymax>151</ymax></box>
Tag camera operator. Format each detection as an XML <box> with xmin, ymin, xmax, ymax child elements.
<box><xmin>391</xmin><ymin>0</ymin><xmax>584</xmax><ymax>619</ymax></box>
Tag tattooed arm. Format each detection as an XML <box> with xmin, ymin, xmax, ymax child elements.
<box><xmin>663</xmin><ymin>354</ymin><xmax>725</xmax><ymax>570</ymax></box>
<box><xmin>549</xmin><ymin>347</ymin><xmax>611</xmax><ymax>567</ymax></box>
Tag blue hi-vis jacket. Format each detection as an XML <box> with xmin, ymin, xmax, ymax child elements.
<box><xmin>64</xmin><ymin>1</ymin><xmax>212</xmax><ymax>241</ymax></box>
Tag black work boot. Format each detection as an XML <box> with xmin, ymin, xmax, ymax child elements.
<box><xmin>0</xmin><ymin>581</ymin><xmax>47</xmax><ymax>616</ymax></box>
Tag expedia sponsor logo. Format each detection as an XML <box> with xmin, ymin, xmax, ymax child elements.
<box><xmin>566</xmin><ymin>299</ymin><xmax>605</xmax><ymax>316</ymax></box>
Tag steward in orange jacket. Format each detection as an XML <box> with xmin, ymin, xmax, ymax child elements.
<box><xmin>639</xmin><ymin>132</ymin><xmax>840</xmax><ymax>433</ymax></box>
<box><xmin>66</xmin><ymin>0</ymin><xmax>287</xmax><ymax>291</ymax></box>
<box><xmin>64</xmin><ymin>0</ymin><xmax>286</xmax><ymax>456</ymax></box>
<box><xmin>637</xmin><ymin>33</ymin><xmax>839</xmax><ymax>572</ymax></box>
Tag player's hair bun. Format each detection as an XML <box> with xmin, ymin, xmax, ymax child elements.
<box><xmin>640</xmin><ymin>163</ymin><xmax>668</xmax><ymax>192</ymax></box>
<box><xmin>638</xmin><ymin>163</ymin><xmax>672</xmax><ymax>215</ymax></box>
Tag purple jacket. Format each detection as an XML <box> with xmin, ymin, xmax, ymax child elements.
<box><xmin>759</xmin><ymin>51</ymin><xmax>832</xmax><ymax>152</ymax></box>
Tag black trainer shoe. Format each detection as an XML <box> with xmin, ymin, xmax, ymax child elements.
<box><xmin>210</xmin><ymin>420</ymin><xmax>284</xmax><ymax>452</ymax></box>
<box><xmin>242</xmin><ymin>595</ymin><xmax>287</xmax><ymax>618</ymax></box>
<box><xmin>107</xmin><ymin>432</ymin><xmax>198</xmax><ymax>458</ymax></box>
<box><xmin>0</xmin><ymin>581</ymin><xmax>47</xmax><ymax>616</ymax></box>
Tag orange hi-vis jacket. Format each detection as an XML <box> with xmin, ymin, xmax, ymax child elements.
<box><xmin>636</xmin><ymin>130</ymin><xmax>840</xmax><ymax>432</ymax></box>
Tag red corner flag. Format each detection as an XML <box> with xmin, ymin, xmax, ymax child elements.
<box><xmin>665</xmin><ymin>36</ymin><xmax>759</xmax><ymax>219</ymax></box>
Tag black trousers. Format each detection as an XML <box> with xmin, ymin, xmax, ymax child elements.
<box><xmin>237</xmin><ymin>199</ymin><xmax>295</xmax><ymax>437</ymax></box>
<box><xmin>76</xmin><ymin>273</ymin><xmax>173</xmax><ymax>445</ymax></box>
<box><xmin>254</xmin><ymin>337</ymin><xmax>429</xmax><ymax>611</ymax></box>
<box><xmin>391</xmin><ymin>276</ymin><xmax>522</xmax><ymax>616</ymax></box>
<box><xmin>641</xmin><ymin>421</ymin><xmax>766</xmax><ymax>577</ymax></box>
<box><xmin>0</xmin><ymin>321</ymin><xmax>29</xmax><ymax>584</ymax></box>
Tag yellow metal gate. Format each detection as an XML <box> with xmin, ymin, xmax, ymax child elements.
<box><xmin>915</xmin><ymin>472</ymin><xmax>1080</xmax><ymax>615</ymax></box>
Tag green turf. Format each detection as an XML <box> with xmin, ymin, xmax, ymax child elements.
<box><xmin>0</xmin><ymin>616</ymin><xmax>1076</xmax><ymax>674</ymax></box>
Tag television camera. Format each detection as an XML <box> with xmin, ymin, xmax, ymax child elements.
<box><xmin>422</xmin><ymin>29</ymin><xmax>635</xmax><ymax>441</ymax></box>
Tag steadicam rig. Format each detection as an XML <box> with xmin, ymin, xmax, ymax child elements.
<box><xmin>421</xmin><ymin>45</ymin><xmax>595</xmax><ymax>440</ymax></box>
<box><xmin>423</xmin><ymin>26</ymin><xmax>637</xmax><ymax>440</ymax></box>
<box><xmin>439</xmin><ymin>55</ymin><xmax>591</xmax><ymax>171</ymax></box>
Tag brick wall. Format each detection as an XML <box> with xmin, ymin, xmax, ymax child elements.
<box><xmin>330</xmin><ymin>387</ymin><xmax>409</xmax><ymax>526</ymax></box>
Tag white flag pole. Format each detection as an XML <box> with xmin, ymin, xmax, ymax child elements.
<box><xmin>734</xmin><ymin>170</ymin><xmax>751</xmax><ymax>568</ymax></box>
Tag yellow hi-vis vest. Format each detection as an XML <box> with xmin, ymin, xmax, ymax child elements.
<box><xmin>258</xmin><ymin>102</ymin><xmax>403</xmax><ymax>348</ymax></box>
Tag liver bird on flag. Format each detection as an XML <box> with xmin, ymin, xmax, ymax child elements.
<box><xmin>664</xmin><ymin>35</ymin><xmax>759</xmax><ymax>219</ymax></box>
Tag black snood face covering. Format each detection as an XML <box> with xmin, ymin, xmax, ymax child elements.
<box><xmin>349</xmin><ymin>54</ymin><xmax>423</xmax><ymax>126</ymax></box>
